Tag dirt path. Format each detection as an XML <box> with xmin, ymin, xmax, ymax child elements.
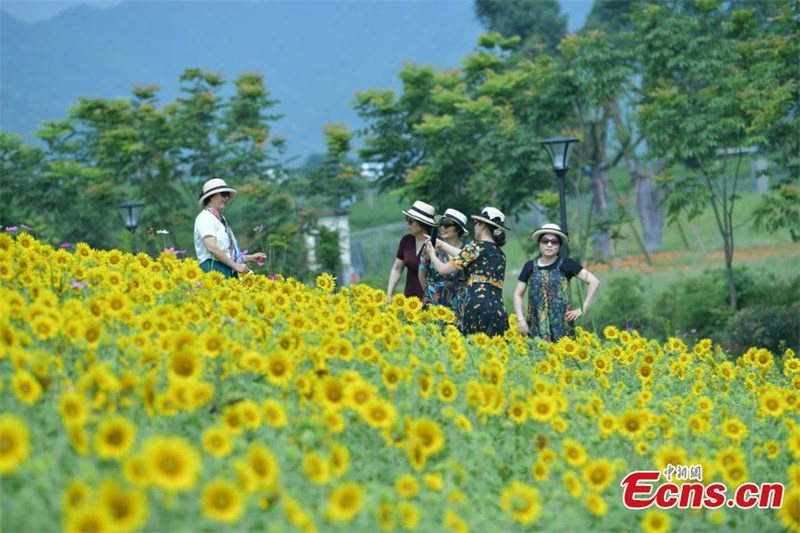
<box><xmin>586</xmin><ymin>243</ymin><xmax>800</xmax><ymax>274</ymax></box>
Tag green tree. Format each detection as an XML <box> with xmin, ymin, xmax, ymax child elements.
<box><xmin>632</xmin><ymin>0</ymin><xmax>791</xmax><ymax>309</ymax></box>
<box><xmin>2</xmin><ymin>69</ymin><xmax>301</xmax><ymax>257</ymax></box>
<box><xmin>354</xmin><ymin>33</ymin><xmax>567</xmax><ymax>220</ymax></box>
<box><xmin>306</xmin><ymin>124</ymin><xmax>361</xmax><ymax>213</ymax></box>
<box><xmin>475</xmin><ymin>0</ymin><xmax>567</xmax><ymax>55</ymax></box>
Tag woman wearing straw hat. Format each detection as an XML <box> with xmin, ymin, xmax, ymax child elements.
<box><xmin>426</xmin><ymin>207</ymin><xmax>510</xmax><ymax>337</ymax></box>
<box><xmin>194</xmin><ymin>178</ymin><xmax>266</xmax><ymax>278</ymax></box>
<box><xmin>386</xmin><ymin>201</ymin><xmax>437</xmax><ymax>304</ymax></box>
<box><xmin>419</xmin><ymin>208</ymin><xmax>469</xmax><ymax>326</ymax></box>
<box><xmin>513</xmin><ymin>223</ymin><xmax>600</xmax><ymax>341</ymax></box>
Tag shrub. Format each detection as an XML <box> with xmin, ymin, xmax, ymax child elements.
<box><xmin>653</xmin><ymin>268</ymin><xmax>737</xmax><ymax>339</ymax></box>
<box><xmin>592</xmin><ymin>275</ymin><xmax>653</xmax><ymax>335</ymax></box>
<box><xmin>724</xmin><ymin>304</ymin><xmax>800</xmax><ymax>356</ymax></box>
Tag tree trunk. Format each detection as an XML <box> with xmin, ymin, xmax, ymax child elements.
<box><xmin>590</xmin><ymin>161</ymin><xmax>612</xmax><ymax>260</ymax></box>
<box><xmin>626</xmin><ymin>157</ymin><xmax>665</xmax><ymax>253</ymax></box>
<box><xmin>724</xmin><ymin>242</ymin><xmax>738</xmax><ymax>310</ymax></box>
<box><xmin>635</xmin><ymin>159</ymin><xmax>666</xmax><ymax>252</ymax></box>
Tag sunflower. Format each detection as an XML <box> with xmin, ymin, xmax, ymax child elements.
<box><xmin>58</xmin><ymin>391</ymin><xmax>88</xmax><ymax>425</ymax></box>
<box><xmin>720</xmin><ymin>417</ymin><xmax>748</xmax><ymax>442</ymax></box>
<box><xmin>247</xmin><ymin>443</ymin><xmax>280</xmax><ymax>490</ymax></box>
<box><xmin>395</xmin><ymin>474</ymin><xmax>419</xmax><ymax>499</ymax></box>
<box><xmin>777</xmin><ymin>487</ymin><xmax>800</xmax><ymax>533</ymax></box>
<box><xmin>11</xmin><ymin>370</ymin><xmax>42</xmax><ymax>404</ymax></box>
<box><xmin>444</xmin><ymin>509</ymin><xmax>468</xmax><ymax>533</ymax></box>
<box><xmin>720</xmin><ymin>463</ymin><xmax>748</xmax><ymax>489</ymax></box>
<box><xmin>603</xmin><ymin>325</ymin><xmax>619</xmax><ymax>340</ymax></box>
<box><xmin>95</xmin><ymin>416</ymin><xmax>137</xmax><ymax>460</ymax></box>
<box><xmin>528</xmin><ymin>395</ymin><xmax>556</xmax><ymax>423</ymax></box>
<box><xmin>618</xmin><ymin>409</ymin><xmax>649</xmax><ymax>440</ymax></box>
<box><xmin>167</xmin><ymin>352</ymin><xmax>205</xmax><ymax>382</ymax></box>
<box><xmin>382</xmin><ymin>365</ymin><xmax>403</xmax><ymax>390</ymax></box>
<box><xmin>345</xmin><ymin>381</ymin><xmax>375</xmax><ymax>410</ymax></box>
<box><xmin>262</xmin><ymin>399</ymin><xmax>288</xmax><ymax>428</ymax></box>
<box><xmin>499</xmin><ymin>480</ymin><xmax>542</xmax><ymax>525</ymax></box>
<box><xmin>764</xmin><ymin>440</ymin><xmax>780</xmax><ymax>460</ymax></box>
<box><xmin>598</xmin><ymin>413</ymin><xmax>617</xmax><ymax>438</ymax></box>
<box><xmin>507</xmin><ymin>401</ymin><xmax>528</xmax><ymax>424</ymax></box>
<box><xmin>653</xmin><ymin>444</ymin><xmax>688</xmax><ymax>473</ymax></box>
<box><xmin>562</xmin><ymin>438</ymin><xmax>588</xmax><ymax>467</ymax></box>
<box><xmin>329</xmin><ymin>443</ymin><xmax>350</xmax><ymax>478</ymax></box>
<box><xmin>202</xmin><ymin>479</ymin><xmax>245</xmax><ymax>524</ymax></box>
<box><xmin>687</xmin><ymin>414</ymin><xmax>710</xmax><ymax>435</ymax></box>
<box><xmin>303</xmin><ymin>451</ymin><xmax>331</xmax><ymax>484</ymax></box>
<box><xmin>406</xmin><ymin>418</ymin><xmax>445</xmax><ymax>456</ymax></box>
<box><xmin>640</xmin><ymin>509</ymin><xmax>671</xmax><ymax>533</ymax></box>
<box><xmin>0</xmin><ymin>414</ymin><xmax>30</xmax><ymax>474</ymax></box>
<box><xmin>788</xmin><ymin>430</ymin><xmax>800</xmax><ymax>459</ymax></box>
<box><xmin>563</xmin><ymin>470</ymin><xmax>583</xmax><ymax>498</ymax></box>
<box><xmin>325</xmin><ymin>482</ymin><xmax>365</xmax><ymax>522</ymax></box>
<box><xmin>62</xmin><ymin>479</ymin><xmax>91</xmax><ymax>511</ymax></box>
<box><xmin>759</xmin><ymin>389</ymin><xmax>785</xmax><ymax>417</ymax></box>
<box><xmin>582</xmin><ymin>458</ymin><xmax>615</xmax><ymax>492</ymax></box>
<box><xmin>361</xmin><ymin>397</ymin><xmax>397</xmax><ymax>429</ymax></box>
<box><xmin>64</xmin><ymin>507</ymin><xmax>113</xmax><ymax>533</ymax></box>
<box><xmin>585</xmin><ymin>493</ymin><xmax>608</xmax><ymax>516</ymax></box>
<box><xmin>142</xmin><ymin>436</ymin><xmax>201</xmax><ymax>493</ymax></box>
<box><xmin>437</xmin><ymin>378</ymin><xmax>457</xmax><ymax>403</ymax></box>
<box><xmin>98</xmin><ymin>480</ymin><xmax>147</xmax><ymax>533</ymax></box>
<box><xmin>323</xmin><ymin>410</ymin><xmax>346</xmax><ymax>433</ymax></box>
<box><xmin>316</xmin><ymin>376</ymin><xmax>347</xmax><ymax>410</ymax></box>
<box><xmin>202</xmin><ymin>427</ymin><xmax>233</xmax><ymax>458</ymax></box>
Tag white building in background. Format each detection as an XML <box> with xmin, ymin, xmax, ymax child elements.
<box><xmin>305</xmin><ymin>212</ymin><xmax>357</xmax><ymax>286</ymax></box>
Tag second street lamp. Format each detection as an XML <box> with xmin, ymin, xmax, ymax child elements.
<box><xmin>116</xmin><ymin>201</ymin><xmax>146</xmax><ymax>253</ymax></box>
<box><xmin>116</xmin><ymin>201</ymin><xmax>146</xmax><ymax>232</ymax></box>
<box><xmin>539</xmin><ymin>137</ymin><xmax>579</xmax><ymax>257</ymax></box>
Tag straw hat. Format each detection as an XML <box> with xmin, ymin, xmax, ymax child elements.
<box><xmin>199</xmin><ymin>178</ymin><xmax>238</xmax><ymax>206</ymax></box>
<box><xmin>402</xmin><ymin>201</ymin><xmax>437</xmax><ymax>226</ymax></box>
<box><xmin>471</xmin><ymin>206</ymin><xmax>510</xmax><ymax>231</ymax></box>
<box><xmin>530</xmin><ymin>222</ymin><xmax>569</xmax><ymax>244</ymax></box>
<box><xmin>437</xmin><ymin>208</ymin><xmax>469</xmax><ymax>236</ymax></box>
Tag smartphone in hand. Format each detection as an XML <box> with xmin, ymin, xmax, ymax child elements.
<box><xmin>430</xmin><ymin>227</ymin><xmax>438</xmax><ymax>249</ymax></box>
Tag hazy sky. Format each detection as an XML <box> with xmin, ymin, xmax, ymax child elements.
<box><xmin>0</xmin><ymin>0</ymin><xmax>593</xmax><ymax>32</ymax></box>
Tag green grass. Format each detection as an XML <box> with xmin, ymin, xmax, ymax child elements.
<box><xmin>349</xmin><ymin>190</ymin><xmax>404</xmax><ymax>230</ymax></box>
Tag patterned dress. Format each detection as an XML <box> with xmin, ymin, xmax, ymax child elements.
<box><xmin>420</xmin><ymin>247</ymin><xmax>467</xmax><ymax>327</ymax></box>
<box><xmin>451</xmin><ymin>241</ymin><xmax>508</xmax><ymax>337</ymax></box>
<box><xmin>522</xmin><ymin>257</ymin><xmax>582</xmax><ymax>342</ymax></box>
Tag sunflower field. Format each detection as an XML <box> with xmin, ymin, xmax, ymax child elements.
<box><xmin>1</xmin><ymin>233</ymin><xmax>799</xmax><ymax>533</ymax></box>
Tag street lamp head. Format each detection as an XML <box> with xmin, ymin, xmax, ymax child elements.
<box><xmin>540</xmin><ymin>137</ymin><xmax>580</xmax><ymax>172</ymax></box>
<box><xmin>116</xmin><ymin>201</ymin><xmax>146</xmax><ymax>231</ymax></box>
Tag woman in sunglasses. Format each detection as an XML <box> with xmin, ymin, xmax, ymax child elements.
<box><xmin>419</xmin><ymin>208</ymin><xmax>469</xmax><ymax>326</ymax></box>
<box><xmin>194</xmin><ymin>178</ymin><xmax>266</xmax><ymax>278</ymax></box>
<box><xmin>513</xmin><ymin>223</ymin><xmax>600</xmax><ymax>341</ymax></box>
<box><xmin>386</xmin><ymin>201</ymin><xmax>437</xmax><ymax>304</ymax></box>
<box><xmin>425</xmin><ymin>207</ymin><xmax>510</xmax><ymax>337</ymax></box>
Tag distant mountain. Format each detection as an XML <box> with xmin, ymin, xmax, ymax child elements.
<box><xmin>1</xmin><ymin>0</ymin><xmax>485</xmax><ymax>160</ymax></box>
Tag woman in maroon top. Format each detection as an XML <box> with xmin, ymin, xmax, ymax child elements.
<box><xmin>386</xmin><ymin>201</ymin><xmax>437</xmax><ymax>304</ymax></box>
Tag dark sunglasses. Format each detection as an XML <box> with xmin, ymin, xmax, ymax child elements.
<box><xmin>539</xmin><ymin>238</ymin><xmax>560</xmax><ymax>245</ymax></box>
<box><xmin>405</xmin><ymin>216</ymin><xmax>416</xmax><ymax>224</ymax></box>
<box><xmin>220</xmin><ymin>192</ymin><xmax>231</xmax><ymax>199</ymax></box>
<box><xmin>439</xmin><ymin>222</ymin><xmax>457</xmax><ymax>229</ymax></box>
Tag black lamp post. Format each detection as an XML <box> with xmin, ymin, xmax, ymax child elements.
<box><xmin>116</xmin><ymin>201</ymin><xmax>145</xmax><ymax>252</ymax></box>
<box><xmin>540</xmin><ymin>137</ymin><xmax>579</xmax><ymax>257</ymax></box>
<box><xmin>117</xmin><ymin>201</ymin><xmax>146</xmax><ymax>231</ymax></box>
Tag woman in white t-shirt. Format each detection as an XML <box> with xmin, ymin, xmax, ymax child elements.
<box><xmin>194</xmin><ymin>178</ymin><xmax>266</xmax><ymax>278</ymax></box>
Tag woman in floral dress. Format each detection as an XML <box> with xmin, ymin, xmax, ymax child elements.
<box><xmin>425</xmin><ymin>207</ymin><xmax>510</xmax><ymax>337</ymax></box>
<box><xmin>419</xmin><ymin>208</ymin><xmax>469</xmax><ymax>327</ymax></box>
<box><xmin>512</xmin><ymin>223</ymin><xmax>601</xmax><ymax>342</ymax></box>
